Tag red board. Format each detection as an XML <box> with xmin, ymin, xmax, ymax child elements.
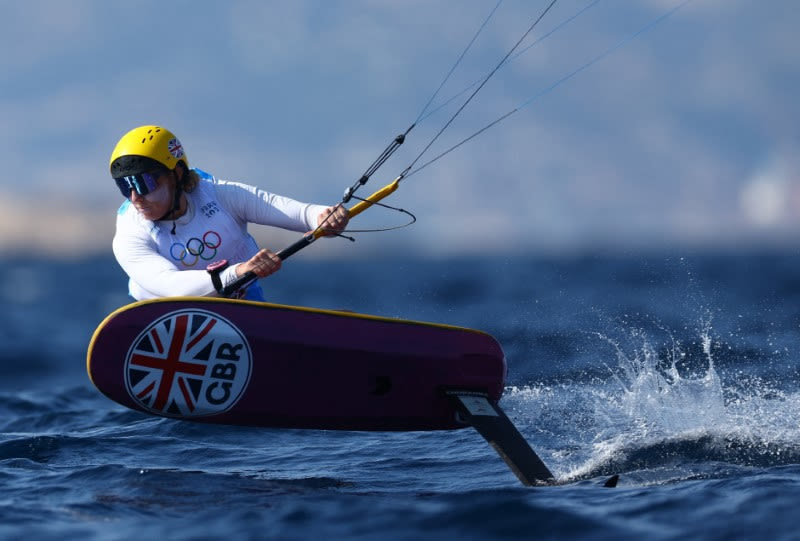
<box><xmin>87</xmin><ymin>298</ymin><xmax>506</xmax><ymax>431</ymax></box>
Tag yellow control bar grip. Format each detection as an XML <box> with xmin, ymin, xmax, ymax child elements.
<box><xmin>347</xmin><ymin>178</ymin><xmax>400</xmax><ymax>219</ymax></box>
<box><xmin>311</xmin><ymin>178</ymin><xmax>400</xmax><ymax>240</ymax></box>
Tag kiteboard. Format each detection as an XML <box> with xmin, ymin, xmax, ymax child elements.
<box><xmin>86</xmin><ymin>297</ymin><xmax>560</xmax><ymax>485</ymax></box>
<box><xmin>87</xmin><ymin>297</ymin><xmax>507</xmax><ymax>430</ymax></box>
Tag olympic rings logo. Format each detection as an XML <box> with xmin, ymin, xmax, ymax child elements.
<box><xmin>170</xmin><ymin>231</ymin><xmax>222</xmax><ymax>267</ymax></box>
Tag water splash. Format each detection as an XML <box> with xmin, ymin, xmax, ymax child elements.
<box><xmin>593</xmin><ymin>318</ymin><xmax>725</xmax><ymax>442</ymax></box>
<box><xmin>503</xmin><ymin>316</ymin><xmax>800</xmax><ymax>484</ymax></box>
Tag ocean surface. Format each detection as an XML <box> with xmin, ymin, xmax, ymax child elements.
<box><xmin>2</xmin><ymin>252</ymin><xmax>800</xmax><ymax>540</ymax></box>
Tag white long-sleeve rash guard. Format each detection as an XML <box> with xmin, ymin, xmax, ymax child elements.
<box><xmin>112</xmin><ymin>169</ymin><xmax>329</xmax><ymax>300</ymax></box>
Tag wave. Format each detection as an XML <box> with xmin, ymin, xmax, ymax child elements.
<box><xmin>564</xmin><ymin>431</ymin><xmax>800</xmax><ymax>483</ymax></box>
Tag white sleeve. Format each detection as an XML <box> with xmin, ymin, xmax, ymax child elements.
<box><xmin>113</xmin><ymin>225</ymin><xmax>219</xmax><ymax>298</ymax></box>
<box><xmin>213</xmin><ymin>179</ymin><xmax>329</xmax><ymax>232</ymax></box>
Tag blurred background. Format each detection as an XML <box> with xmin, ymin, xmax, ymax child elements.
<box><xmin>1</xmin><ymin>0</ymin><xmax>798</xmax><ymax>259</ymax></box>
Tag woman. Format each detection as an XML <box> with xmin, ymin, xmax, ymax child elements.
<box><xmin>110</xmin><ymin>125</ymin><xmax>348</xmax><ymax>301</ymax></box>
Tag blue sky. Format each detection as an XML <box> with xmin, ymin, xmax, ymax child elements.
<box><xmin>1</xmin><ymin>0</ymin><xmax>797</xmax><ymax>258</ymax></box>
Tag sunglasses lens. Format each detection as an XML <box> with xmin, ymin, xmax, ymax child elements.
<box><xmin>115</xmin><ymin>176</ymin><xmax>137</xmax><ymax>197</ymax></box>
<box><xmin>114</xmin><ymin>171</ymin><xmax>162</xmax><ymax>198</ymax></box>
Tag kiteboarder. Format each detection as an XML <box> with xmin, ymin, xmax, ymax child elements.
<box><xmin>109</xmin><ymin>125</ymin><xmax>348</xmax><ymax>301</ymax></box>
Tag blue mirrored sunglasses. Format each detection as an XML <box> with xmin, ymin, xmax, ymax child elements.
<box><xmin>114</xmin><ymin>170</ymin><xmax>165</xmax><ymax>197</ymax></box>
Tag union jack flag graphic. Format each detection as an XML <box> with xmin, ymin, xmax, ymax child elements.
<box><xmin>124</xmin><ymin>309</ymin><xmax>251</xmax><ymax>417</ymax></box>
<box><xmin>168</xmin><ymin>137</ymin><xmax>184</xmax><ymax>159</ymax></box>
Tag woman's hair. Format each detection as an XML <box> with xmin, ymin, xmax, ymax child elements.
<box><xmin>179</xmin><ymin>164</ymin><xmax>200</xmax><ymax>193</ymax></box>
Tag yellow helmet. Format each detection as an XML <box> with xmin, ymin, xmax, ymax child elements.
<box><xmin>109</xmin><ymin>125</ymin><xmax>189</xmax><ymax>178</ymax></box>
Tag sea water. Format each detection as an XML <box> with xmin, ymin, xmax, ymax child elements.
<box><xmin>1</xmin><ymin>252</ymin><xmax>799</xmax><ymax>540</ymax></box>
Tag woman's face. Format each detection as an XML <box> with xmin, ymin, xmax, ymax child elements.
<box><xmin>130</xmin><ymin>171</ymin><xmax>173</xmax><ymax>221</ymax></box>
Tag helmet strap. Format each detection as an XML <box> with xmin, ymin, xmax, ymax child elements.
<box><xmin>156</xmin><ymin>171</ymin><xmax>184</xmax><ymax>234</ymax></box>
<box><xmin>169</xmin><ymin>184</ymin><xmax>183</xmax><ymax>235</ymax></box>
